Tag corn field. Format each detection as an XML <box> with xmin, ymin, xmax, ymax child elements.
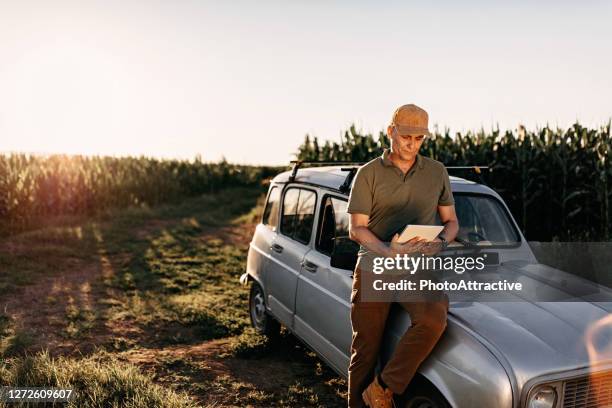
<box><xmin>0</xmin><ymin>154</ymin><xmax>280</xmax><ymax>235</ymax></box>
<box><xmin>297</xmin><ymin>123</ymin><xmax>612</xmax><ymax>241</ymax></box>
<box><xmin>2</xmin><ymin>122</ymin><xmax>610</xmax><ymax>241</ymax></box>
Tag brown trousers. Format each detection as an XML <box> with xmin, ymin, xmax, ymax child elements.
<box><xmin>347</xmin><ymin>268</ymin><xmax>449</xmax><ymax>408</ymax></box>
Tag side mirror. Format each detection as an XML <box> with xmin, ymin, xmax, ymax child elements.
<box><xmin>330</xmin><ymin>236</ymin><xmax>359</xmax><ymax>271</ymax></box>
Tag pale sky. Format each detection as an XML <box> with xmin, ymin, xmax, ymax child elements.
<box><xmin>1</xmin><ymin>0</ymin><xmax>611</xmax><ymax>165</ymax></box>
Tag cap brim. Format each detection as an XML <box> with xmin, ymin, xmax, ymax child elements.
<box><xmin>395</xmin><ymin>125</ymin><xmax>430</xmax><ymax>136</ymax></box>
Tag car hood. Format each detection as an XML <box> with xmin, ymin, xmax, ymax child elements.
<box><xmin>448</xmin><ymin>261</ymin><xmax>612</xmax><ymax>389</ymax></box>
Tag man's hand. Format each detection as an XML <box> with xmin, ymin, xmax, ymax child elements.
<box><xmin>389</xmin><ymin>234</ymin><xmax>429</xmax><ymax>256</ymax></box>
<box><xmin>420</xmin><ymin>237</ymin><xmax>446</xmax><ymax>256</ymax></box>
<box><xmin>390</xmin><ymin>235</ymin><xmax>446</xmax><ymax>257</ymax></box>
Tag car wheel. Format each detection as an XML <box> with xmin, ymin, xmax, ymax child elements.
<box><xmin>249</xmin><ymin>281</ymin><xmax>280</xmax><ymax>337</ymax></box>
<box><xmin>403</xmin><ymin>395</ymin><xmax>449</xmax><ymax>408</ymax></box>
<box><xmin>399</xmin><ymin>378</ymin><xmax>450</xmax><ymax>408</ymax></box>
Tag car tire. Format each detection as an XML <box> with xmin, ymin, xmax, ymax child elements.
<box><xmin>249</xmin><ymin>281</ymin><xmax>280</xmax><ymax>337</ymax></box>
<box><xmin>399</xmin><ymin>377</ymin><xmax>451</xmax><ymax>408</ymax></box>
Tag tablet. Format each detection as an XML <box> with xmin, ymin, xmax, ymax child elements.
<box><xmin>397</xmin><ymin>225</ymin><xmax>444</xmax><ymax>243</ymax></box>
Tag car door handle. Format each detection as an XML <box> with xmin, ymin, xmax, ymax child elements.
<box><xmin>302</xmin><ymin>260</ymin><xmax>318</xmax><ymax>273</ymax></box>
<box><xmin>270</xmin><ymin>244</ymin><xmax>284</xmax><ymax>253</ymax></box>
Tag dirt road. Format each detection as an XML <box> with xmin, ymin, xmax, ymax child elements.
<box><xmin>0</xmin><ymin>187</ymin><xmax>347</xmax><ymax>407</ymax></box>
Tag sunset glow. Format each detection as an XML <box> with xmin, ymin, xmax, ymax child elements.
<box><xmin>1</xmin><ymin>1</ymin><xmax>611</xmax><ymax>164</ymax></box>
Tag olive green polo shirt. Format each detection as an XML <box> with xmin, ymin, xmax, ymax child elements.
<box><xmin>347</xmin><ymin>149</ymin><xmax>454</xmax><ymax>245</ymax></box>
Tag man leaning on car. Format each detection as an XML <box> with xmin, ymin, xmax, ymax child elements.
<box><xmin>347</xmin><ymin>104</ymin><xmax>459</xmax><ymax>408</ymax></box>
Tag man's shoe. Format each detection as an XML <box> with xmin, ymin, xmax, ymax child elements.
<box><xmin>362</xmin><ymin>376</ymin><xmax>394</xmax><ymax>408</ymax></box>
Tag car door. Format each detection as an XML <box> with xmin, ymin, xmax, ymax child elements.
<box><xmin>294</xmin><ymin>194</ymin><xmax>354</xmax><ymax>374</ymax></box>
<box><xmin>247</xmin><ymin>185</ymin><xmax>280</xmax><ymax>288</ymax></box>
<box><xmin>265</xmin><ymin>186</ymin><xmax>317</xmax><ymax>328</ymax></box>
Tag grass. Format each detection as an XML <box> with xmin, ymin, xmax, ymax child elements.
<box><xmin>0</xmin><ymin>314</ymin><xmax>34</xmax><ymax>358</ymax></box>
<box><xmin>0</xmin><ymin>186</ymin><xmax>347</xmax><ymax>407</ymax></box>
<box><xmin>64</xmin><ymin>295</ymin><xmax>97</xmax><ymax>339</ymax></box>
<box><xmin>98</xmin><ymin>188</ymin><xmax>259</xmax><ymax>347</ymax></box>
<box><xmin>0</xmin><ymin>351</ymin><xmax>197</xmax><ymax>408</ymax></box>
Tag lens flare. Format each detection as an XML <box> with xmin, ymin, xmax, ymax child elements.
<box><xmin>584</xmin><ymin>314</ymin><xmax>612</xmax><ymax>407</ymax></box>
<box><xmin>585</xmin><ymin>314</ymin><xmax>612</xmax><ymax>364</ymax></box>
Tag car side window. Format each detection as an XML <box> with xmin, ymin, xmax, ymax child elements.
<box><xmin>262</xmin><ymin>186</ymin><xmax>280</xmax><ymax>228</ymax></box>
<box><xmin>316</xmin><ymin>196</ymin><xmax>349</xmax><ymax>256</ymax></box>
<box><xmin>280</xmin><ymin>187</ymin><xmax>316</xmax><ymax>244</ymax></box>
<box><xmin>281</xmin><ymin>188</ymin><xmax>299</xmax><ymax>236</ymax></box>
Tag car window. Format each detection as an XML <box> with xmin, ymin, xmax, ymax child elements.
<box><xmin>316</xmin><ymin>196</ymin><xmax>349</xmax><ymax>256</ymax></box>
<box><xmin>262</xmin><ymin>186</ymin><xmax>280</xmax><ymax>228</ymax></box>
<box><xmin>281</xmin><ymin>188</ymin><xmax>299</xmax><ymax>236</ymax></box>
<box><xmin>280</xmin><ymin>187</ymin><xmax>317</xmax><ymax>244</ymax></box>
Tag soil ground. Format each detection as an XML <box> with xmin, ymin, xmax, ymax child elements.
<box><xmin>0</xmin><ymin>187</ymin><xmax>347</xmax><ymax>407</ymax></box>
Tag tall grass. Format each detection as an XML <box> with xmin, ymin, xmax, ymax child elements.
<box><xmin>297</xmin><ymin>122</ymin><xmax>612</xmax><ymax>241</ymax></box>
<box><xmin>0</xmin><ymin>154</ymin><xmax>281</xmax><ymax>234</ymax></box>
<box><xmin>0</xmin><ymin>351</ymin><xmax>197</xmax><ymax>408</ymax></box>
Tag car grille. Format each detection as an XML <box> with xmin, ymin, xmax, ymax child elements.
<box><xmin>563</xmin><ymin>371</ymin><xmax>612</xmax><ymax>408</ymax></box>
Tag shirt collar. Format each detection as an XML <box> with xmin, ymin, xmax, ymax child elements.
<box><xmin>380</xmin><ymin>148</ymin><xmax>424</xmax><ymax>170</ymax></box>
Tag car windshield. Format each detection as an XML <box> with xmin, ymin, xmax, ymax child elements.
<box><xmin>324</xmin><ymin>192</ymin><xmax>520</xmax><ymax>253</ymax></box>
<box><xmin>449</xmin><ymin>193</ymin><xmax>520</xmax><ymax>246</ymax></box>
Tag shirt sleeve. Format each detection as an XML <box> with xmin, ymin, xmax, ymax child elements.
<box><xmin>347</xmin><ymin>166</ymin><xmax>373</xmax><ymax>215</ymax></box>
<box><xmin>438</xmin><ymin>166</ymin><xmax>455</xmax><ymax>206</ymax></box>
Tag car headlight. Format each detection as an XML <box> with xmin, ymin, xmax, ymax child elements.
<box><xmin>528</xmin><ymin>385</ymin><xmax>557</xmax><ymax>408</ymax></box>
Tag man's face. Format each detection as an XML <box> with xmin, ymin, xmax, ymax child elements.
<box><xmin>388</xmin><ymin>125</ymin><xmax>426</xmax><ymax>162</ymax></box>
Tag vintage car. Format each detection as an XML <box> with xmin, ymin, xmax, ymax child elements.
<box><xmin>240</xmin><ymin>163</ymin><xmax>612</xmax><ymax>408</ymax></box>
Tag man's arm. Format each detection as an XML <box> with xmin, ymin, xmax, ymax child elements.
<box><xmin>420</xmin><ymin>205</ymin><xmax>459</xmax><ymax>255</ymax></box>
<box><xmin>349</xmin><ymin>213</ymin><xmax>393</xmax><ymax>257</ymax></box>
<box><xmin>349</xmin><ymin>213</ymin><xmax>427</xmax><ymax>257</ymax></box>
<box><xmin>437</xmin><ymin>204</ymin><xmax>459</xmax><ymax>242</ymax></box>
<box><xmin>436</xmin><ymin>165</ymin><xmax>458</xmax><ymax>243</ymax></box>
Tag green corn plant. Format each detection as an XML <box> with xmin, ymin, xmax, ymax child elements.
<box><xmin>0</xmin><ymin>154</ymin><xmax>282</xmax><ymax>235</ymax></box>
<box><xmin>295</xmin><ymin>122</ymin><xmax>612</xmax><ymax>241</ymax></box>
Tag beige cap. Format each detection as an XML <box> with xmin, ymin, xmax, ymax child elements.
<box><xmin>391</xmin><ymin>104</ymin><xmax>430</xmax><ymax>136</ymax></box>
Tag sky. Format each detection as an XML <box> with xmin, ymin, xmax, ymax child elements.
<box><xmin>0</xmin><ymin>0</ymin><xmax>611</xmax><ymax>165</ymax></box>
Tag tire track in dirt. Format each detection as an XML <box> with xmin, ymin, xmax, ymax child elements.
<box><xmin>0</xmin><ymin>206</ymin><xmax>347</xmax><ymax>407</ymax></box>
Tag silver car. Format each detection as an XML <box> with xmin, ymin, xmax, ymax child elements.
<box><xmin>240</xmin><ymin>165</ymin><xmax>612</xmax><ymax>408</ymax></box>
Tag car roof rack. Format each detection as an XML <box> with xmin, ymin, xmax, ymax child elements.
<box><xmin>288</xmin><ymin>160</ymin><xmax>363</xmax><ymax>179</ymax></box>
<box><xmin>288</xmin><ymin>160</ymin><xmax>489</xmax><ymax>192</ymax></box>
<box><xmin>446</xmin><ymin>166</ymin><xmax>489</xmax><ymax>172</ymax></box>
<box><xmin>288</xmin><ymin>160</ymin><xmax>365</xmax><ymax>193</ymax></box>
<box><xmin>445</xmin><ymin>166</ymin><xmax>490</xmax><ymax>185</ymax></box>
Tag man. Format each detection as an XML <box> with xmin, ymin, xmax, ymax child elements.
<box><xmin>347</xmin><ymin>104</ymin><xmax>459</xmax><ymax>408</ymax></box>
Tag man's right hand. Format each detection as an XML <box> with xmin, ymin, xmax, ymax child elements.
<box><xmin>389</xmin><ymin>233</ymin><xmax>429</xmax><ymax>256</ymax></box>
